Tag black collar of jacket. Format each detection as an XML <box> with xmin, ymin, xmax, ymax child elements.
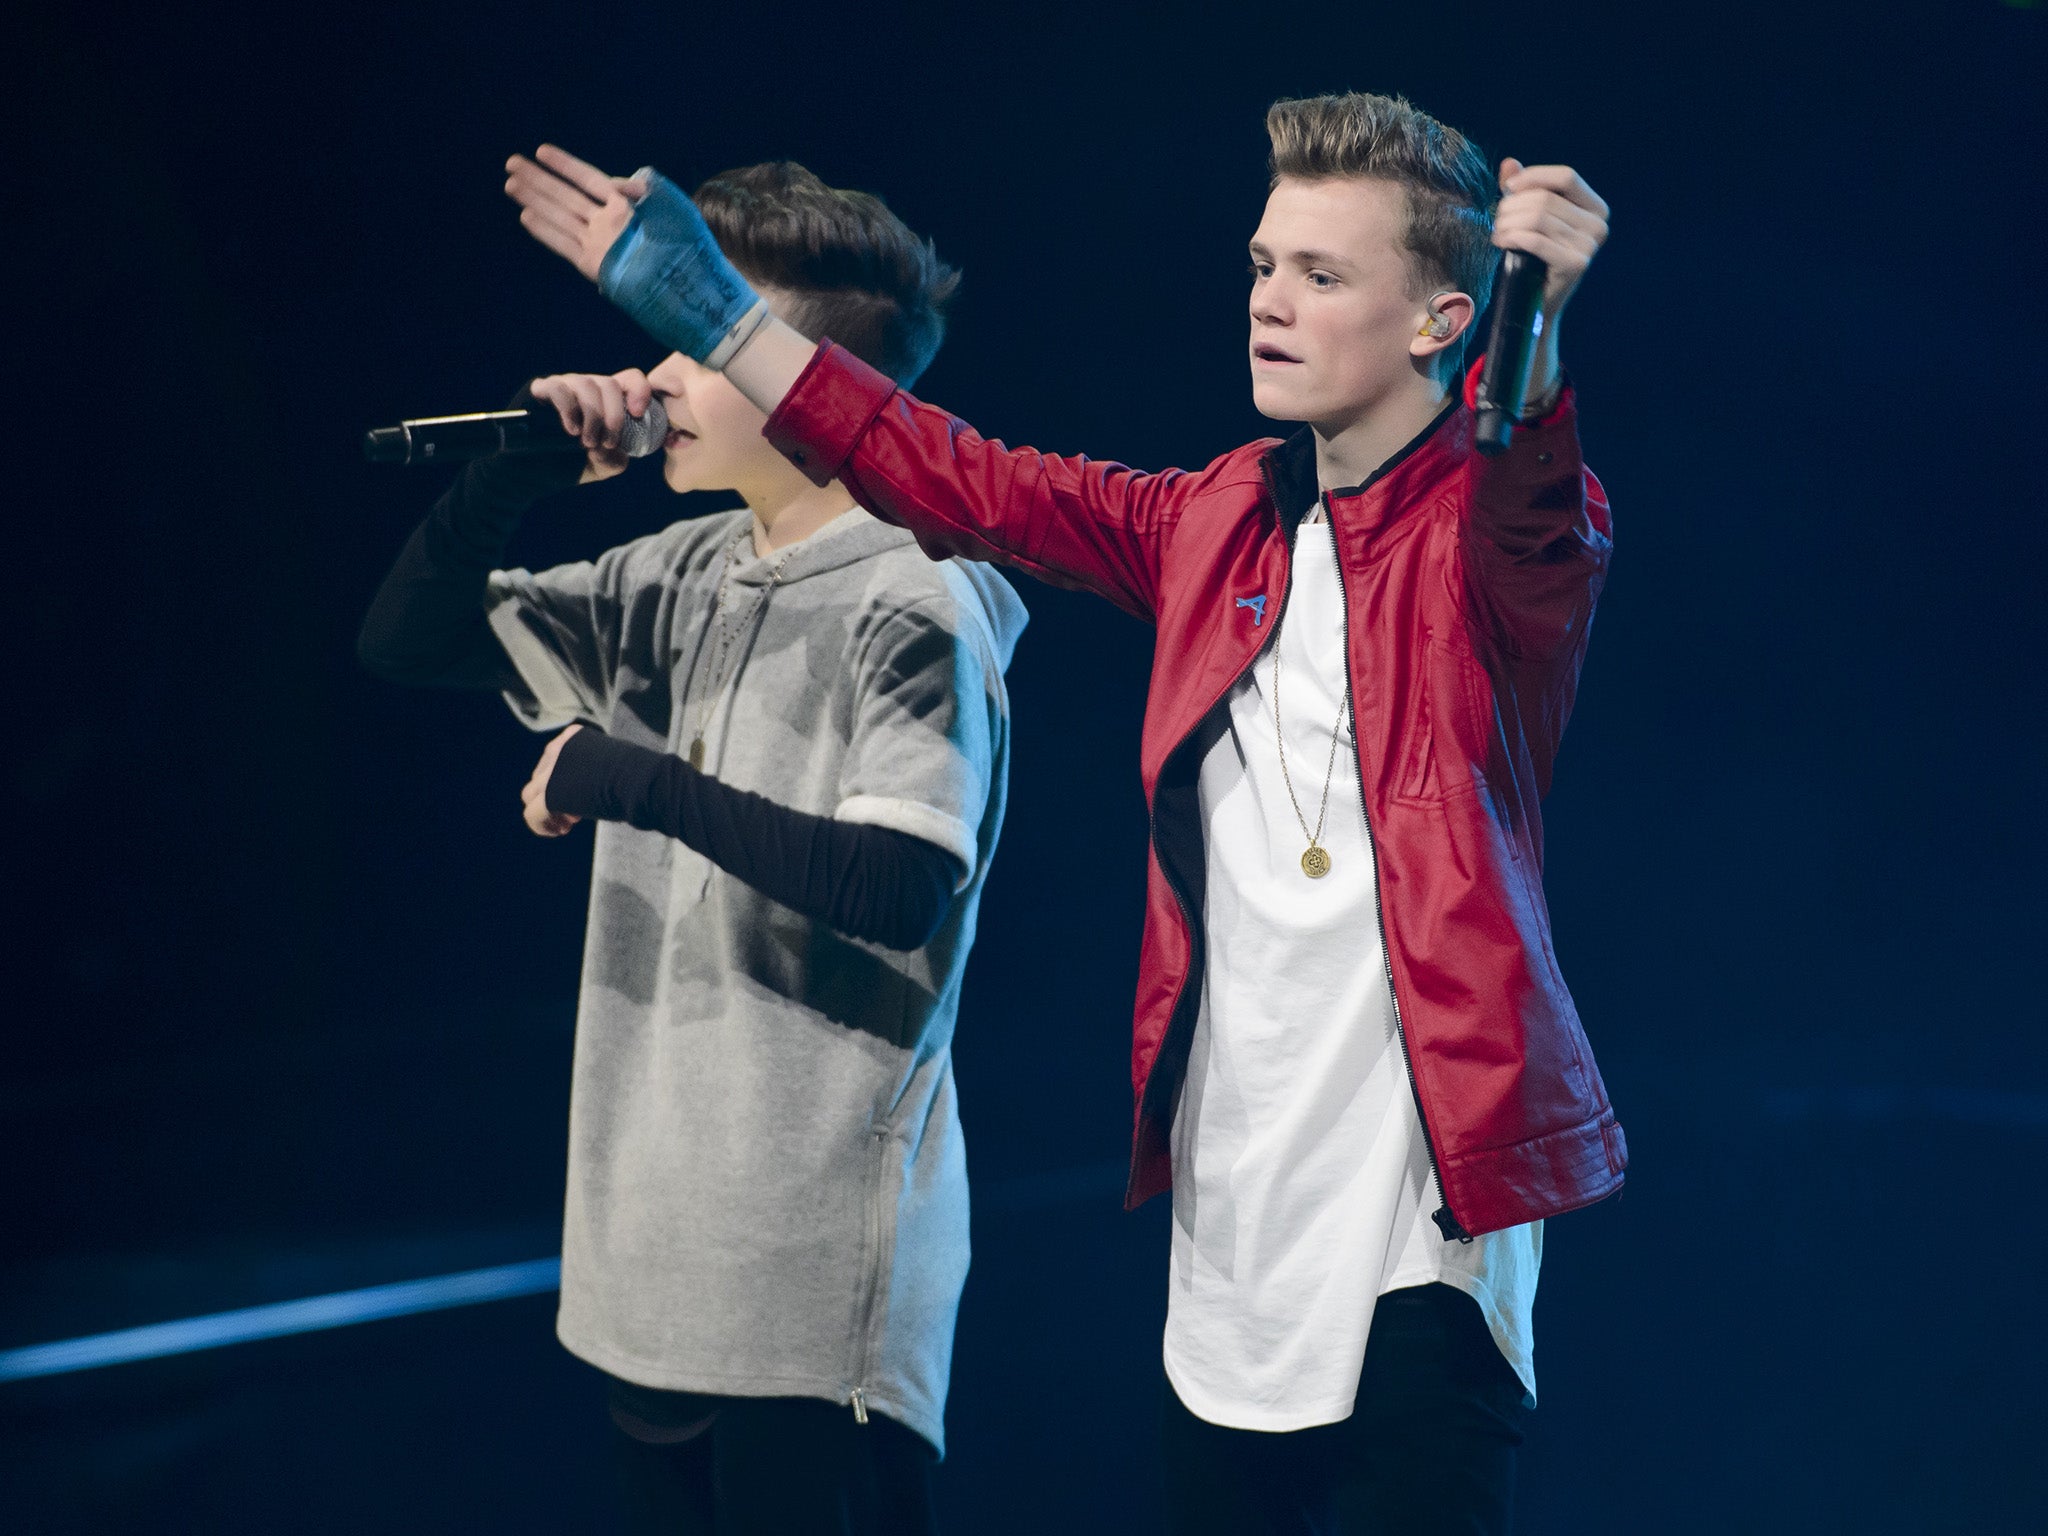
<box><xmin>1264</xmin><ymin>394</ymin><xmax>1462</xmax><ymax>543</ymax></box>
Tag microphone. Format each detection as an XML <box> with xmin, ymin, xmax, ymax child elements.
<box><xmin>362</xmin><ymin>399</ymin><xmax>670</xmax><ymax>466</ymax></box>
<box><xmin>1472</xmin><ymin>250</ymin><xmax>1550</xmax><ymax>457</ymax></box>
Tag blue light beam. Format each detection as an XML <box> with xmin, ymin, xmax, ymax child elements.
<box><xmin>0</xmin><ymin>1256</ymin><xmax>561</xmax><ymax>1383</ymax></box>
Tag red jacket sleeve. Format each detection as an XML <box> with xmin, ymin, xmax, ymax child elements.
<box><xmin>1457</xmin><ymin>361</ymin><xmax>1613</xmax><ymax>662</ymax></box>
<box><xmin>764</xmin><ymin>343</ymin><xmax>1176</xmax><ymax>624</ymax></box>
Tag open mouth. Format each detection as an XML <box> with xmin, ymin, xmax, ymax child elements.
<box><xmin>1253</xmin><ymin>343</ymin><xmax>1301</xmax><ymax>365</ymax></box>
<box><xmin>664</xmin><ymin>427</ymin><xmax>698</xmax><ymax>449</ymax></box>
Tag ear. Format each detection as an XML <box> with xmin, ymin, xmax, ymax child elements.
<box><xmin>1409</xmin><ymin>290</ymin><xmax>1477</xmax><ymax>362</ymax></box>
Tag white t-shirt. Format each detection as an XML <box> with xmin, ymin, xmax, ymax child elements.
<box><xmin>1162</xmin><ymin>519</ymin><xmax>1541</xmax><ymax>1433</ymax></box>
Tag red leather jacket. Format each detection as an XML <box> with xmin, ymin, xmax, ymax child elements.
<box><xmin>766</xmin><ymin>345</ymin><xmax>1627</xmax><ymax>1238</ymax></box>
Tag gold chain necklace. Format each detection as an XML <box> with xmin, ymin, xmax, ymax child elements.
<box><xmin>1269</xmin><ymin>607</ymin><xmax>1351</xmax><ymax>880</ymax></box>
<box><xmin>688</xmin><ymin>531</ymin><xmax>795</xmax><ymax>769</ymax></box>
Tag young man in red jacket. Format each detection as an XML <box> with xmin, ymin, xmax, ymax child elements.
<box><xmin>507</xmin><ymin>90</ymin><xmax>1620</xmax><ymax>1533</ymax></box>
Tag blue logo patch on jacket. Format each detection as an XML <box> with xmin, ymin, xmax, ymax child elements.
<box><xmin>1236</xmin><ymin>594</ymin><xmax>1268</xmax><ymax>627</ymax></box>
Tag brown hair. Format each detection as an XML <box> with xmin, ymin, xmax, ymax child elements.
<box><xmin>1266</xmin><ymin>93</ymin><xmax>1498</xmax><ymax>319</ymax></box>
<box><xmin>694</xmin><ymin>162</ymin><xmax>960</xmax><ymax>386</ymax></box>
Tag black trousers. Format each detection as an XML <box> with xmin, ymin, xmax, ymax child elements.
<box><xmin>607</xmin><ymin>1376</ymin><xmax>938</xmax><ymax>1536</ymax></box>
<box><xmin>1160</xmin><ymin>1283</ymin><xmax>1531</xmax><ymax>1536</ymax></box>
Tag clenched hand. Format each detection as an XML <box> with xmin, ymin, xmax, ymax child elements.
<box><xmin>521</xmin><ymin>725</ymin><xmax>584</xmax><ymax>837</ymax></box>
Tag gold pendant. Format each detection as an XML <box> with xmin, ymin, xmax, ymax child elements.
<box><xmin>688</xmin><ymin>737</ymin><xmax>705</xmax><ymax>770</ymax></box>
<box><xmin>1301</xmin><ymin>845</ymin><xmax>1331</xmax><ymax>879</ymax></box>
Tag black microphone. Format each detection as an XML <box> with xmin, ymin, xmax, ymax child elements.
<box><xmin>362</xmin><ymin>399</ymin><xmax>670</xmax><ymax>466</ymax></box>
<box><xmin>1472</xmin><ymin>250</ymin><xmax>1550</xmax><ymax>457</ymax></box>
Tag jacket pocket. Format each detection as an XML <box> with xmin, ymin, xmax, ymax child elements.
<box><xmin>1392</xmin><ymin>632</ymin><xmax>1497</xmax><ymax>807</ymax></box>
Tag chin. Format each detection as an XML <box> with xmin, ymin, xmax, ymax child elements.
<box><xmin>1250</xmin><ymin>375</ymin><xmax>1316</xmax><ymax>424</ymax></box>
<box><xmin>661</xmin><ymin>456</ymin><xmax>719</xmax><ymax>495</ymax></box>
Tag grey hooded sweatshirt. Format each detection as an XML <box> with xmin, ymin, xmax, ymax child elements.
<box><xmin>483</xmin><ymin>506</ymin><xmax>1026</xmax><ymax>1455</ymax></box>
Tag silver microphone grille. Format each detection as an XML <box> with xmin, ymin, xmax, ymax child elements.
<box><xmin>617</xmin><ymin>398</ymin><xmax>671</xmax><ymax>459</ymax></box>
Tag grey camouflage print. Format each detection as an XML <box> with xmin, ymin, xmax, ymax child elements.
<box><xmin>484</xmin><ymin>506</ymin><xmax>1026</xmax><ymax>1454</ymax></box>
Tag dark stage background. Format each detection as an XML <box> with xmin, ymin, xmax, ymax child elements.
<box><xmin>4</xmin><ymin>2</ymin><xmax>2043</xmax><ymax>1530</ymax></box>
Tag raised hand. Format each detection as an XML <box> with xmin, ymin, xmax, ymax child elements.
<box><xmin>528</xmin><ymin>367</ymin><xmax>658</xmax><ymax>483</ymax></box>
<box><xmin>521</xmin><ymin>725</ymin><xmax>584</xmax><ymax>837</ymax></box>
<box><xmin>1492</xmin><ymin>160</ymin><xmax>1610</xmax><ymax>320</ymax></box>
<box><xmin>505</xmin><ymin>143</ymin><xmax>769</xmax><ymax>370</ymax></box>
<box><xmin>505</xmin><ymin>145</ymin><xmax>645</xmax><ymax>282</ymax></box>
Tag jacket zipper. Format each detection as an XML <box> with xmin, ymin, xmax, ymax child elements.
<box><xmin>1135</xmin><ymin>465</ymin><xmax>1297</xmax><ymax>1199</ymax></box>
<box><xmin>848</xmin><ymin>1124</ymin><xmax>888</xmax><ymax>1423</ymax></box>
<box><xmin>1320</xmin><ymin>487</ymin><xmax>1470</xmax><ymax>1242</ymax></box>
<box><xmin>1142</xmin><ymin>457</ymin><xmax>1469</xmax><ymax>1240</ymax></box>
<box><xmin>1138</xmin><ymin>462</ymin><xmax>1310</xmax><ymax>1212</ymax></box>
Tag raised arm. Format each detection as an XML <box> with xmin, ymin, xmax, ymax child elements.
<box><xmin>1458</xmin><ymin>373</ymin><xmax>1612</xmax><ymax>663</ymax></box>
<box><xmin>1458</xmin><ymin>160</ymin><xmax>1614</xmax><ymax>660</ymax></box>
<box><xmin>1487</xmin><ymin>159</ymin><xmax>1609</xmax><ymax>419</ymax></box>
<box><xmin>358</xmin><ymin>370</ymin><xmax>658</xmax><ymax>690</ymax></box>
<box><xmin>505</xmin><ymin>145</ymin><xmax>1176</xmax><ymax>621</ymax></box>
<box><xmin>356</xmin><ymin>398</ymin><xmax>578</xmax><ymax>691</ymax></box>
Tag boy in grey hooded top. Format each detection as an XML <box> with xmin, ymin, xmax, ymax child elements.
<box><xmin>499</xmin><ymin>504</ymin><xmax>1022</xmax><ymax>1448</ymax></box>
<box><xmin>360</xmin><ymin>157</ymin><xmax>1021</xmax><ymax>1529</ymax></box>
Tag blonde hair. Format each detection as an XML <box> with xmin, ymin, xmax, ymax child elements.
<box><xmin>1266</xmin><ymin>92</ymin><xmax>1498</xmax><ymax>316</ymax></box>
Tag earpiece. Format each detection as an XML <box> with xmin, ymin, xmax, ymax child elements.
<box><xmin>1419</xmin><ymin>313</ymin><xmax>1454</xmax><ymax>340</ymax></box>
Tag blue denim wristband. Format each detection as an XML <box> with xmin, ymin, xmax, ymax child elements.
<box><xmin>597</xmin><ymin>170</ymin><xmax>768</xmax><ymax>367</ymax></box>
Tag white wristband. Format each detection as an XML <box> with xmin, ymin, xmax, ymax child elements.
<box><xmin>703</xmin><ymin>299</ymin><xmax>773</xmax><ymax>372</ymax></box>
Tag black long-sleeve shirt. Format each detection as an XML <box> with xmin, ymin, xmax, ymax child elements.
<box><xmin>358</xmin><ymin>432</ymin><xmax>961</xmax><ymax>950</ymax></box>
<box><xmin>544</xmin><ymin>726</ymin><xmax>959</xmax><ymax>952</ymax></box>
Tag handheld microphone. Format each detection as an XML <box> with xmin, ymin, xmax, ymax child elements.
<box><xmin>362</xmin><ymin>399</ymin><xmax>670</xmax><ymax>466</ymax></box>
<box><xmin>1472</xmin><ymin>250</ymin><xmax>1550</xmax><ymax>457</ymax></box>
